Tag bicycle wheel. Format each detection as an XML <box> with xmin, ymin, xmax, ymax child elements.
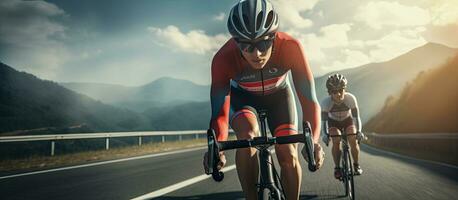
<box><xmin>259</xmin><ymin>187</ymin><xmax>281</xmax><ymax>200</ymax></box>
<box><xmin>342</xmin><ymin>150</ymin><xmax>350</xmax><ymax>197</ymax></box>
<box><xmin>347</xmin><ymin>152</ymin><xmax>355</xmax><ymax>200</ymax></box>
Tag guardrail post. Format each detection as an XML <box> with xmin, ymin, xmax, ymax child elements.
<box><xmin>138</xmin><ymin>136</ymin><xmax>142</xmax><ymax>146</ymax></box>
<box><xmin>105</xmin><ymin>138</ymin><xmax>110</xmax><ymax>150</ymax></box>
<box><xmin>51</xmin><ymin>140</ymin><xmax>55</xmax><ymax>156</ymax></box>
<box><xmin>179</xmin><ymin>135</ymin><xmax>182</xmax><ymax>141</ymax></box>
<box><xmin>162</xmin><ymin>135</ymin><xmax>165</xmax><ymax>143</ymax></box>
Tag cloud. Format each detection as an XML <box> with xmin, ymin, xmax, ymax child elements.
<box><xmin>355</xmin><ymin>1</ymin><xmax>431</xmax><ymax>29</ymax></box>
<box><xmin>271</xmin><ymin>0</ymin><xmax>320</xmax><ymax>29</ymax></box>
<box><xmin>0</xmin><ymin>0</ymin><xmax>69</xmax><ymax>79</ymax></box>
<box><xmin>292</xmin><ymin>23</ymin><xmax>352</xmax><ymax>63</ymax></box>
<box><xmin>213</xmin><ymin>12</ymin><xmax>225</xmax><ymax>21</ymax></box>
<box><xmin>366</xmin><ymin>29</ymin><xmax>427</xmax><ymax>62</ymax></box>
<box><xmin>429</xmin><ymin>0</ymin><xmax>458</xmax><ymax>26</ymax></box>
<box><xmin>327</xmin><ymin>49</ymin><xmax>370</xmax><ymax>70</ymax></box>
<box><xmin>148</xmin><ymin>25</ymin><xmax>230</xmax><ymax>55</ymax></box>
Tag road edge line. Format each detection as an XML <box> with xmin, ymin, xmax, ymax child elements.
<box><xmin>0</xmin><ymin>147</ymin><xmax>206</xmax><ymax>180</ymax></box>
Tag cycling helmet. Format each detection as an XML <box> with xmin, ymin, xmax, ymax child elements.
<box><xmin>227</xmin><ymin>0</ymin><xmax>279</xmax><ymax>40</ymax></box>
<box><xmin>326</xmin><ymin>74</ymin><xmax>347</xmax><ymax>91</ymax></box>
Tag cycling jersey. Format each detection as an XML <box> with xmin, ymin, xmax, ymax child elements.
<box><xmin>321</xmin><ymin>92</ymin><xmax>362</xmax><ymax>132</ymax></box>
<box><xmin>210</xmin><ymin>32</ymin><xmax>320</xmax><ymax>142</ymax></box>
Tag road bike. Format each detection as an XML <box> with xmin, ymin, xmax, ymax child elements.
<box><xmin>330</xmin><ymin>129</ymin><xmax>358</xmax><ymax>200</ymax></box>
<box><xmin>206</xmin><ymin>109</ymin><xmax>317</xmax><ymax>200</ymax></box>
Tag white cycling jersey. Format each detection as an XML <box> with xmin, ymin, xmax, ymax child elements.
<box><xmin>321</xmin><ymin>92</ymin><xmax>358</xmax><ymax>121</ymax></box>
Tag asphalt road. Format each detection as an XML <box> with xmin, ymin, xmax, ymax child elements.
<box><xmin>1</xmin><ymin>143</ymin><xmax>457</xmax><ymax>200</ymax></box>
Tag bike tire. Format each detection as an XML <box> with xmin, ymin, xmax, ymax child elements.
<box><xmin>347</xmin><ymin>152</ymin><xmax>355</xmax><ymax>200</ymax></box>
<box><xmin>259</xmin><ymin>187</ymin><xmax>282</xmax><ymax>200</ymax></box>
<box><xmin>342</xmin><ymin>150</ymin><xmax>350</xmax><ymax>197</ymax></box>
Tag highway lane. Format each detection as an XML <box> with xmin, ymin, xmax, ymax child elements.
<box><xmin>149</xmin><ymin>144</ymin><xmax>458</xmax><ymax>200</ymax></box>
<box><xmin>1</xmin><ymin>143</ymin><xmax>457</xmax><ymax>200</ymax></box>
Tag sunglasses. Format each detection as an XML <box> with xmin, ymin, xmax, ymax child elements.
<box><xmin>235</xmin><ymin>36</ymin><xmax>275</xmax><ymax>53</ymax></box>
<box><xmin>329</xmin><ymin>89</ymin><xmax>344</xmax><ymax>94</ymax></box>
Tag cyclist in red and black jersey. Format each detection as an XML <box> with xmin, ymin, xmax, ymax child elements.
<box><xmin>202</xmin><ymin>1</ymin><xmax>324</xmax><ymax>199</ymax></box>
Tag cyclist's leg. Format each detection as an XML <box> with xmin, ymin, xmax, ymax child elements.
<box><xmin>329</xmin><ymin>125</ymin><xmax>342</xmax><ymax>167</ymax></box>
<box><xmin>329</xmin><ymin>125</ymin><xmax>342</xmax><ymax>179</ymax></box>
<box><xmin>230</xmin><ymin>87</ymin><xmax>260</xmax><ymax>200</ymax></box>
<box><xmin>345</xmin><ymin>124</ymin><xmax>360</xmax><ymax>166</ymax></box>
<box><xmin>269</xmin><ymin>87</ymin><xmax>301</xmax><ymax>200</ymax></box>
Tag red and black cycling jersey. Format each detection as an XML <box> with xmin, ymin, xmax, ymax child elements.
<box><xmin>210</xmin><ymin>32</ymin><xmax>321</xmax><ymax>142</ymax></box>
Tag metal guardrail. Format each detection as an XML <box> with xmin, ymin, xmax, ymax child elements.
<box><xmin>364</xmin><ymin>132</ymin><xmax>458</xmax><ymax>166</ymax></box>
<box><xmin>0</xmin><ymin>130</ymin><xmax>208</xmax><ymax>156</ymax></box>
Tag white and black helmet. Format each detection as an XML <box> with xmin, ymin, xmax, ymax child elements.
<box><xmin>326</xmin><ymin>74</ymin><xmax>348</xmax><ymax>91</ymax></box>
<box><xmin>227</xmin><ymin>0</ymin><xmax>279</xmax><ymax>40</ymax></box>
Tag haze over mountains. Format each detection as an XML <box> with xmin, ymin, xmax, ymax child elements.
<box><xmin>62</xmin><ymin>77</ymin><xmax>209</xmax><ymax>112</ymax></box>
<box><xmin>1</xmin><ymin>43</ymin><xmax>457</xmax><ymax>134</ymax></box>
<box><xmin>365</xmin><ymin>54</ymin><xmax>458</xmax><ymax>133</ymax></box>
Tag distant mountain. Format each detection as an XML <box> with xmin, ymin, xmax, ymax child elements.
<box><xmin>143</xmin><ymin>101</ymin><xmax>211</xmax><ymax>131</ymax></box>
<box><xmin>365</xmin><ymin>54</ymin><xmax>458</xmax><ymax>133</ymax></box>
<box><xmin>61</xmin><ymin>77</ymin><xmax>210</xmax><ymax>112</ymax></box>
<box><xmin>314</xmin><ymin>43</ymin><xmax>458</xmax><ymax>123</ymax></box>
<box><xmin>0</xmin><ymin>62</ymin><xmax>152</xmax><ymax>135</ymax></box>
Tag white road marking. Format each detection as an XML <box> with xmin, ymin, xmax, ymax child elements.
<box><xmin>362</xmin><ymin>144</ymin><xmax>458</xmax><ymax>169</ymax></box>
<box><xmin>0</xmin><ymin>147</ymin><xmax>206</xmax><ymax>180</ymax></box>
<box><xmin>130</xmin><ymin>165</ymin><xmax>237</xmax><ymax>200</ymax></box>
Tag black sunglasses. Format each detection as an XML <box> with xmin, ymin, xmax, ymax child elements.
<box><xmin>329</xmin><ymin>88</ymin><xmax>344</xmax><ymax>94</ymax></box>
<box><xmin>235</xmin><ymin>36</ymin><xmax>275</xmax><ymax>53</ymax></box>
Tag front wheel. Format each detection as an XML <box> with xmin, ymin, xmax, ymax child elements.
<box><xmin>342</xmin><ymin>150</ymin><xmax>355</xmax><ymax>199</ymax></box>
<box><xmin>347</xmin><ymin>153</ymin><xmax>355</xmax><ymax>199</ymax></box>
<box><xmin>259</xmin><ymin>187</ymin><xmax>282</xmax><ymax>200</ymax></box>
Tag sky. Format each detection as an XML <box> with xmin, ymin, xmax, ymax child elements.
<box><xmin>0</xmin><ymin>0</ymin><xmax>457</xmax><ymax>86</ymax></box>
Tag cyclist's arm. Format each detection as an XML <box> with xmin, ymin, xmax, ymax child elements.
<box><xmin>210</xmin><ymin>53</ymin><xmax>232</xmax><ymax>141</ymax></box>
<box><xmin>285</xmin><ymin>39</ymin><xmax>321</xmax><ymax>143</ymax></box>
<box><xmin>351</xmin><ymin>108</ymin><xmax>362</xmax><ymax>133</ymax></box>
<box><xmin>348</xmin><ymin>93</ymin><xmax>362</xmax><ymax>133</ymax></box>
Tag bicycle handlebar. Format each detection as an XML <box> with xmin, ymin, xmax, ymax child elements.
<box><xmin>206</xmin><ymin>121</ymin><xmax>317</xmax><ymax>182</ymax></box>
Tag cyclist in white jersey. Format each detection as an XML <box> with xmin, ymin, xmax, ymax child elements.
<box><xmin>321</xmin><ymin>74</ymin><xmax>365</xmax><ymax>179</ymax></box>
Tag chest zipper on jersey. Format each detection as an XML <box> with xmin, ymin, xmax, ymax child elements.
<box><xmin>260</xmin><ymin>69</ymin><xmax>265</xmax><ymax>96</ymax></box>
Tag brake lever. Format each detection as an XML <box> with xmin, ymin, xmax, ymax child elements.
<box><xmin>303</xmin><ymin>122</ymin><xmax>317</xmax><ymax>172</ymax></box>
<box><xmin>207</xmin><ymin>129</ymin><xmax>224</xmax><ymax>181</ymax></box>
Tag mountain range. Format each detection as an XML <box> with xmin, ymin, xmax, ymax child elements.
<box><xmin>61</xmin><ymin>77</ymin><xmax>209</xmax><ymax>112</ymax></box>
<box><xmin>1</xmin><ymin>42</ymin><xmax>457</xmax><ymax>134</ymax></box>
<box><xmin>365</xmin><ymin>54</ymin><xmax>458</xmax><ymax>133</ymax></box>
<box><xmin>0</xmin><ymin>62</ymin><xmax>152</xmax><ymax>135</ymax></box>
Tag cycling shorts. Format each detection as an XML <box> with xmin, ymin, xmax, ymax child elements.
<box><xmin>328</xmin><ymin>117</ymin><xmax>354</xmax><ymax>131</ymax></box>
<box><xmin>229</xmin><ymin>86</ymin><xmax>298</xmax><ymax>137</ymax></box>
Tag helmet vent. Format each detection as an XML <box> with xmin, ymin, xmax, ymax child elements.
<box><xmin>242</xmin><ymin>14</ymin><xmax>251</xmax><ymax>32</ymax></box>
<box><xmin>232</xmin><ymin>14</ymin><xmax>243</xmax><ymax>34</ymax></box>
<box><xmin>265</xmin><ymin>11</ymin><xmax>273</xmax><ymax>28</ymax></box>
<box><xmin>256</xmin><ymin>11</ymin><xmax>263</xmax><ymax>31</ymax></box>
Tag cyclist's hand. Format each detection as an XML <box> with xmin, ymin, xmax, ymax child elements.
<box><xmin>203</xmin><ymin>151</ymin><xmax>226</xmax><ymax>174</ymax></box>
<box><xmin>314</xmin><ymin>143</ymin><xmax>325</xmax><ymax>169</ymax></box>
<box><xmin>322</xmin><ymin>134</ymin><xmax>330</xmax><ymax>146</ymax></box>
<box><xmin>356</xmin><ymin>131</ymin><xmax>366</xmax><ymax>143</ymax></box>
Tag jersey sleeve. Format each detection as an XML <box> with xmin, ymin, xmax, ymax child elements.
<box><xmin>210</xmin><ymin>52</ymin><xmax>232</xmax><ymax>141</ymax></box>
<box><xmin>345</xmin><ymin>93</ymin><xmax>358</xmax><ymax>109</ymax></box>
<box><xmin>284</xmin><ymin>39</ymin><xmax>321</xmax><ymax>143</ymax></box>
